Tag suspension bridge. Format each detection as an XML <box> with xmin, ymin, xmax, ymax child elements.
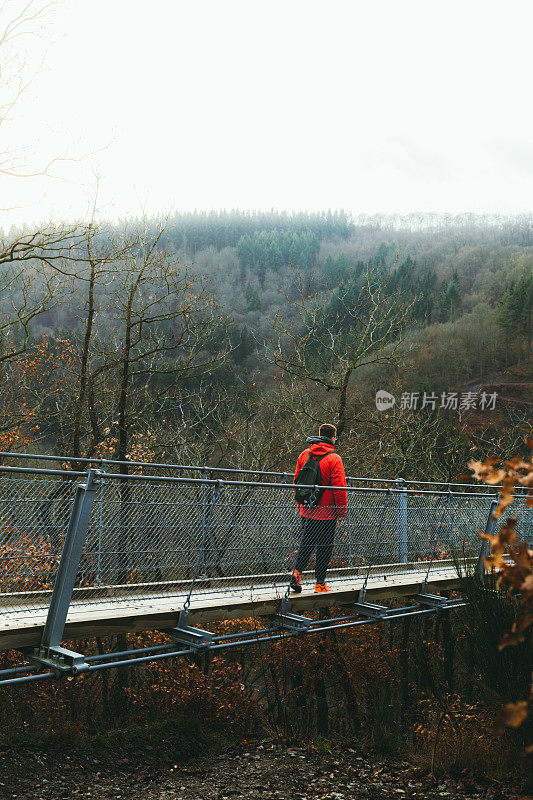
<box><xmin>0</xmin><ymin>453</ymin><xmax>530</xmax><ymax>688</ymax></box>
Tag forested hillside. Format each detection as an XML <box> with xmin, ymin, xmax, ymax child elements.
<box><xmin>0</xmin><ymin>211</ymin><xmax>531</xmax><ymax>479</ymax></box>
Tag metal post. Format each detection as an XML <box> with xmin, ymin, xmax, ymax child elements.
<box><xmin>477</xmin><ymin>498</ymin><xmax>499</xmax><ymax>580</ymax></box>
<box><xmin>396</xmin><ymin>478</ymin><xmax>408</xmax><ymax>563</ymax></box>
<box><xmin>200</xmin><ymin>468</ymin><xmax>208</xmax><ymax>577</ymax></box>
<box><xmin>281</xmin><ymin>473</ymin><xmax>289</xmax><ymax>569</ymax></box>
<box><xmin>96</xmin><ymin>464</ymin><xmax>106</xmax><ymax>585</ymax></box>
<box><xmin>446</xmin><ymin>483</ymin><xmax>452</xmax><ymax>551</ymax></box>
<box><xmin>347</xmin><ymin>478</ymin><xmax>354</xmax><ymax>567</ymax></box>
<box><xmin>38</xmin><ymin>469</ymin><xmax>100</xmax><ymax>663</ymax></box>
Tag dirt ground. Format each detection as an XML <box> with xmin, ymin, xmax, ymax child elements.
<box><xmin>0</xmin><ymin>740</ymin><xmax>521</xmax><ymax>800</ymax></box>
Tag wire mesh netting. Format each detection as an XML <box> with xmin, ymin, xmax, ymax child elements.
<box><xmin>74</xmin><ymin>479</ymin><xmax>297</xmax><ymax>604</ymax></box>
<box><xmin>0</xmin><ymin>473</ymin><xmax>79</xmax><ymax>613</ymax></box>
<box><xmin>66</xmin><ymin>478</ymin><xmax>498</xmax><ymax>609</ymax></box>
<box><xmin>2</xmin><ymin>463</ymin><xmax>531</xmax><ymax>627</ymax></box>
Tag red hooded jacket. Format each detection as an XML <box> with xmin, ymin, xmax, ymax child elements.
<box><xmin>294</xmin><ymin>438</ymin><xmax>348</xmax><ymax>520</ymax></box>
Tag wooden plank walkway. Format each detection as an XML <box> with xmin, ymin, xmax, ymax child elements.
<box><xmin>0</xmin><ymin>563</ymin><xmax>462</xmax><ymax>650</ymax></box>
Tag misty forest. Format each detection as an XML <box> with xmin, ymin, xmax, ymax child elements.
<box><xmin>1</xmin><ymin>209</ymin><xmax>530</xmax><ymax>473</ymax></box>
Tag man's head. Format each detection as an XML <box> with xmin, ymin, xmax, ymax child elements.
<box><xmin>319</xmin><ymin>423</ymin><xmax>337</xmax><ymax>443</ymax></box>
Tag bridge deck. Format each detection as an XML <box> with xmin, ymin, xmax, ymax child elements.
<box><xmin>0</xmin><ymin>563</ymin><xmax>460</xmax><ymax>650</ymax></box>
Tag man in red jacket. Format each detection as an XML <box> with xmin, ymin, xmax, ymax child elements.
<box><xmin>291</xmin><ymin>423</ymin><xmax>347</xmax><ymax>593</ymax></box>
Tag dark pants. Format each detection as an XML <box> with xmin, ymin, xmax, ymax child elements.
<box><xmin>294</xmin><ymin>517</ymin><xmax>336</xmax><ymax>584</ymax></box>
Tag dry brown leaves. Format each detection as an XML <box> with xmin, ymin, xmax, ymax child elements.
<box><xmin>470</xmin><ymin>439</ymin><xmax>533</xmax><ymax>649</ymax></box>
<box><xmin>468</xmin><ymin>438</ymin><xmax>533</xmax><ymax>734</ymax></box>
<box><xmin>497</xmin><ymin>701</ymin><xmax>529</xmax><ymax>734</ymax></box>
<box><xmin>468</xmin><ymin>438</ymin><xmax>533</xmax><ymax>519</ymax></box>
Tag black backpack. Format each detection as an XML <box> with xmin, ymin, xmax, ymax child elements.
<box><xmin>294</xmin><ymin>452</ymin><xmax>327</xmax><ymax>507</ymax></box>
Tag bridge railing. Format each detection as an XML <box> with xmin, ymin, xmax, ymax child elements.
<box><xmin>0</xmin><ymin>450</ymin><xmax>501</xmax><ymax>491</ymax></box>
<box><xmin>0</xmin><ymin>468</ymin><xmax>83</xmax><ymax>614</ymax></box>
<box><xmin>0</xmin><ymin>461</ymin><xmax>531</xmax><ymax>622</ymax></box>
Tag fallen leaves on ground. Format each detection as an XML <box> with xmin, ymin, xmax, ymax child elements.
<box><xmin>0</xmin><ymin>740</ymin><xmax>523</xmax><ymax>800</ymax></box>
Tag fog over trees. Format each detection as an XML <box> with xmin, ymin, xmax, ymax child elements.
<box><xmin>0</xmin><ymin>209</ymin><xmax>530</xmax><ymax>479</ymax></box>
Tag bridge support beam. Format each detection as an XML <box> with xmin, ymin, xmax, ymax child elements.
<box><xmin>272</xmin><ymin>597</ymin><xmax>311</xmax><ymax>632</ymax></box>
<box><xmin>477</xmin><ymin>498</ymin><xmax>499</xmax><ymax>579</ymax></box>
<box><xmin>353</xmin><ymin>601</ymin><xmax>390</xmax><ymax>619</ymax></box>
<box><xmin>28</xmin><ymin>469</ymin><xmax>101</xmax><ymax>674</ymax></box>
<box><xmin>162</xmin><ymin>610</ymin><xmax>214</xmax><ymax>650</ymax></box>
<box><xmin>415</xmin><ymin>593</ymin><xmax>447</xmax><ymax>608</ymax></box>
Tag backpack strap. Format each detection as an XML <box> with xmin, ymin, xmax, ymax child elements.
<box><xmin>309</xmin><ymin>452</ymin><xmax>327</xmax><ymax>462</ymax></box>
<box><xmin>310</xmin><ymin>451</ymin><xmax>330</xmax><ymax>485</ymax></box>
<box><xmin>308</xmin><ymin>451</ymin><xmax>328</xmax><ymax>484</ymax></box>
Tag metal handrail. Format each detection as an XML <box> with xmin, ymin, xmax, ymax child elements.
<box><xmin>0</xmin><ymin>464</ymin><xmax>88</xmax><ymax>477</ymax></box>
<box><xmin>89</xmin><ymin>470</ymin><xmax>497</xmax><ymax>497</ymax></box>
<box><xmin>0</xmin><ymin>450</ymin><xmax>504</xmax><ymax>492</ymax></box>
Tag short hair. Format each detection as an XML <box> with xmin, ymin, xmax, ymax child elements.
<box><xmin>319</xmin><ymin>423</ymin><xmax>337</xmax><ymax>440</ymax></box>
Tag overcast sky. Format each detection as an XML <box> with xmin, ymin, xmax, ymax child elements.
<box><xmin>1</xmin><ymin>0</ymin><xmax>533</xmax><ymax>226</ymax></box>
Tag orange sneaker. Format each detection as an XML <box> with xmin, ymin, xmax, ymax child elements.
<box><xmin>314</xmin><ymin>582</ymin><xmax>332</xmax><ymax>593</ymax></box>
<box><xmin>290</xmin><ymin>569</ymin><xmax>302</xmax><ymax>593</ymax></box>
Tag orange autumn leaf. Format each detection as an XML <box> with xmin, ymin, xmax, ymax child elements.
<box><xmin>497</xmin><ymin>701</ymin><xmax>528</xmax><ymax>733</ymax></box>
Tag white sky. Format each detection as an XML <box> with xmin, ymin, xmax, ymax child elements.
<box><xmin>1</xmin><ymin>0</ymin><xmax>533</xmax><ymax>227</ymax></box>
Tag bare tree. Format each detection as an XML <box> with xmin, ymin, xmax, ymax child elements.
<box><xmin>200</xmin><ymin>390</ymin><xmax>298</xmax><ymax>473</ymax></box>
<box><xmin>60</xmin><ymin>222</ymin><xmax>135</xmax><ymax>459</ymax></box>
<box><xmin>272</xmin><ymin>265</ymin><xmax>413</xmax><ymax>438</ymax></box>
<box><xmin>66</xmin><ymin>226</ymin><xmax>228</xmax><ymax>464</ymax></box>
